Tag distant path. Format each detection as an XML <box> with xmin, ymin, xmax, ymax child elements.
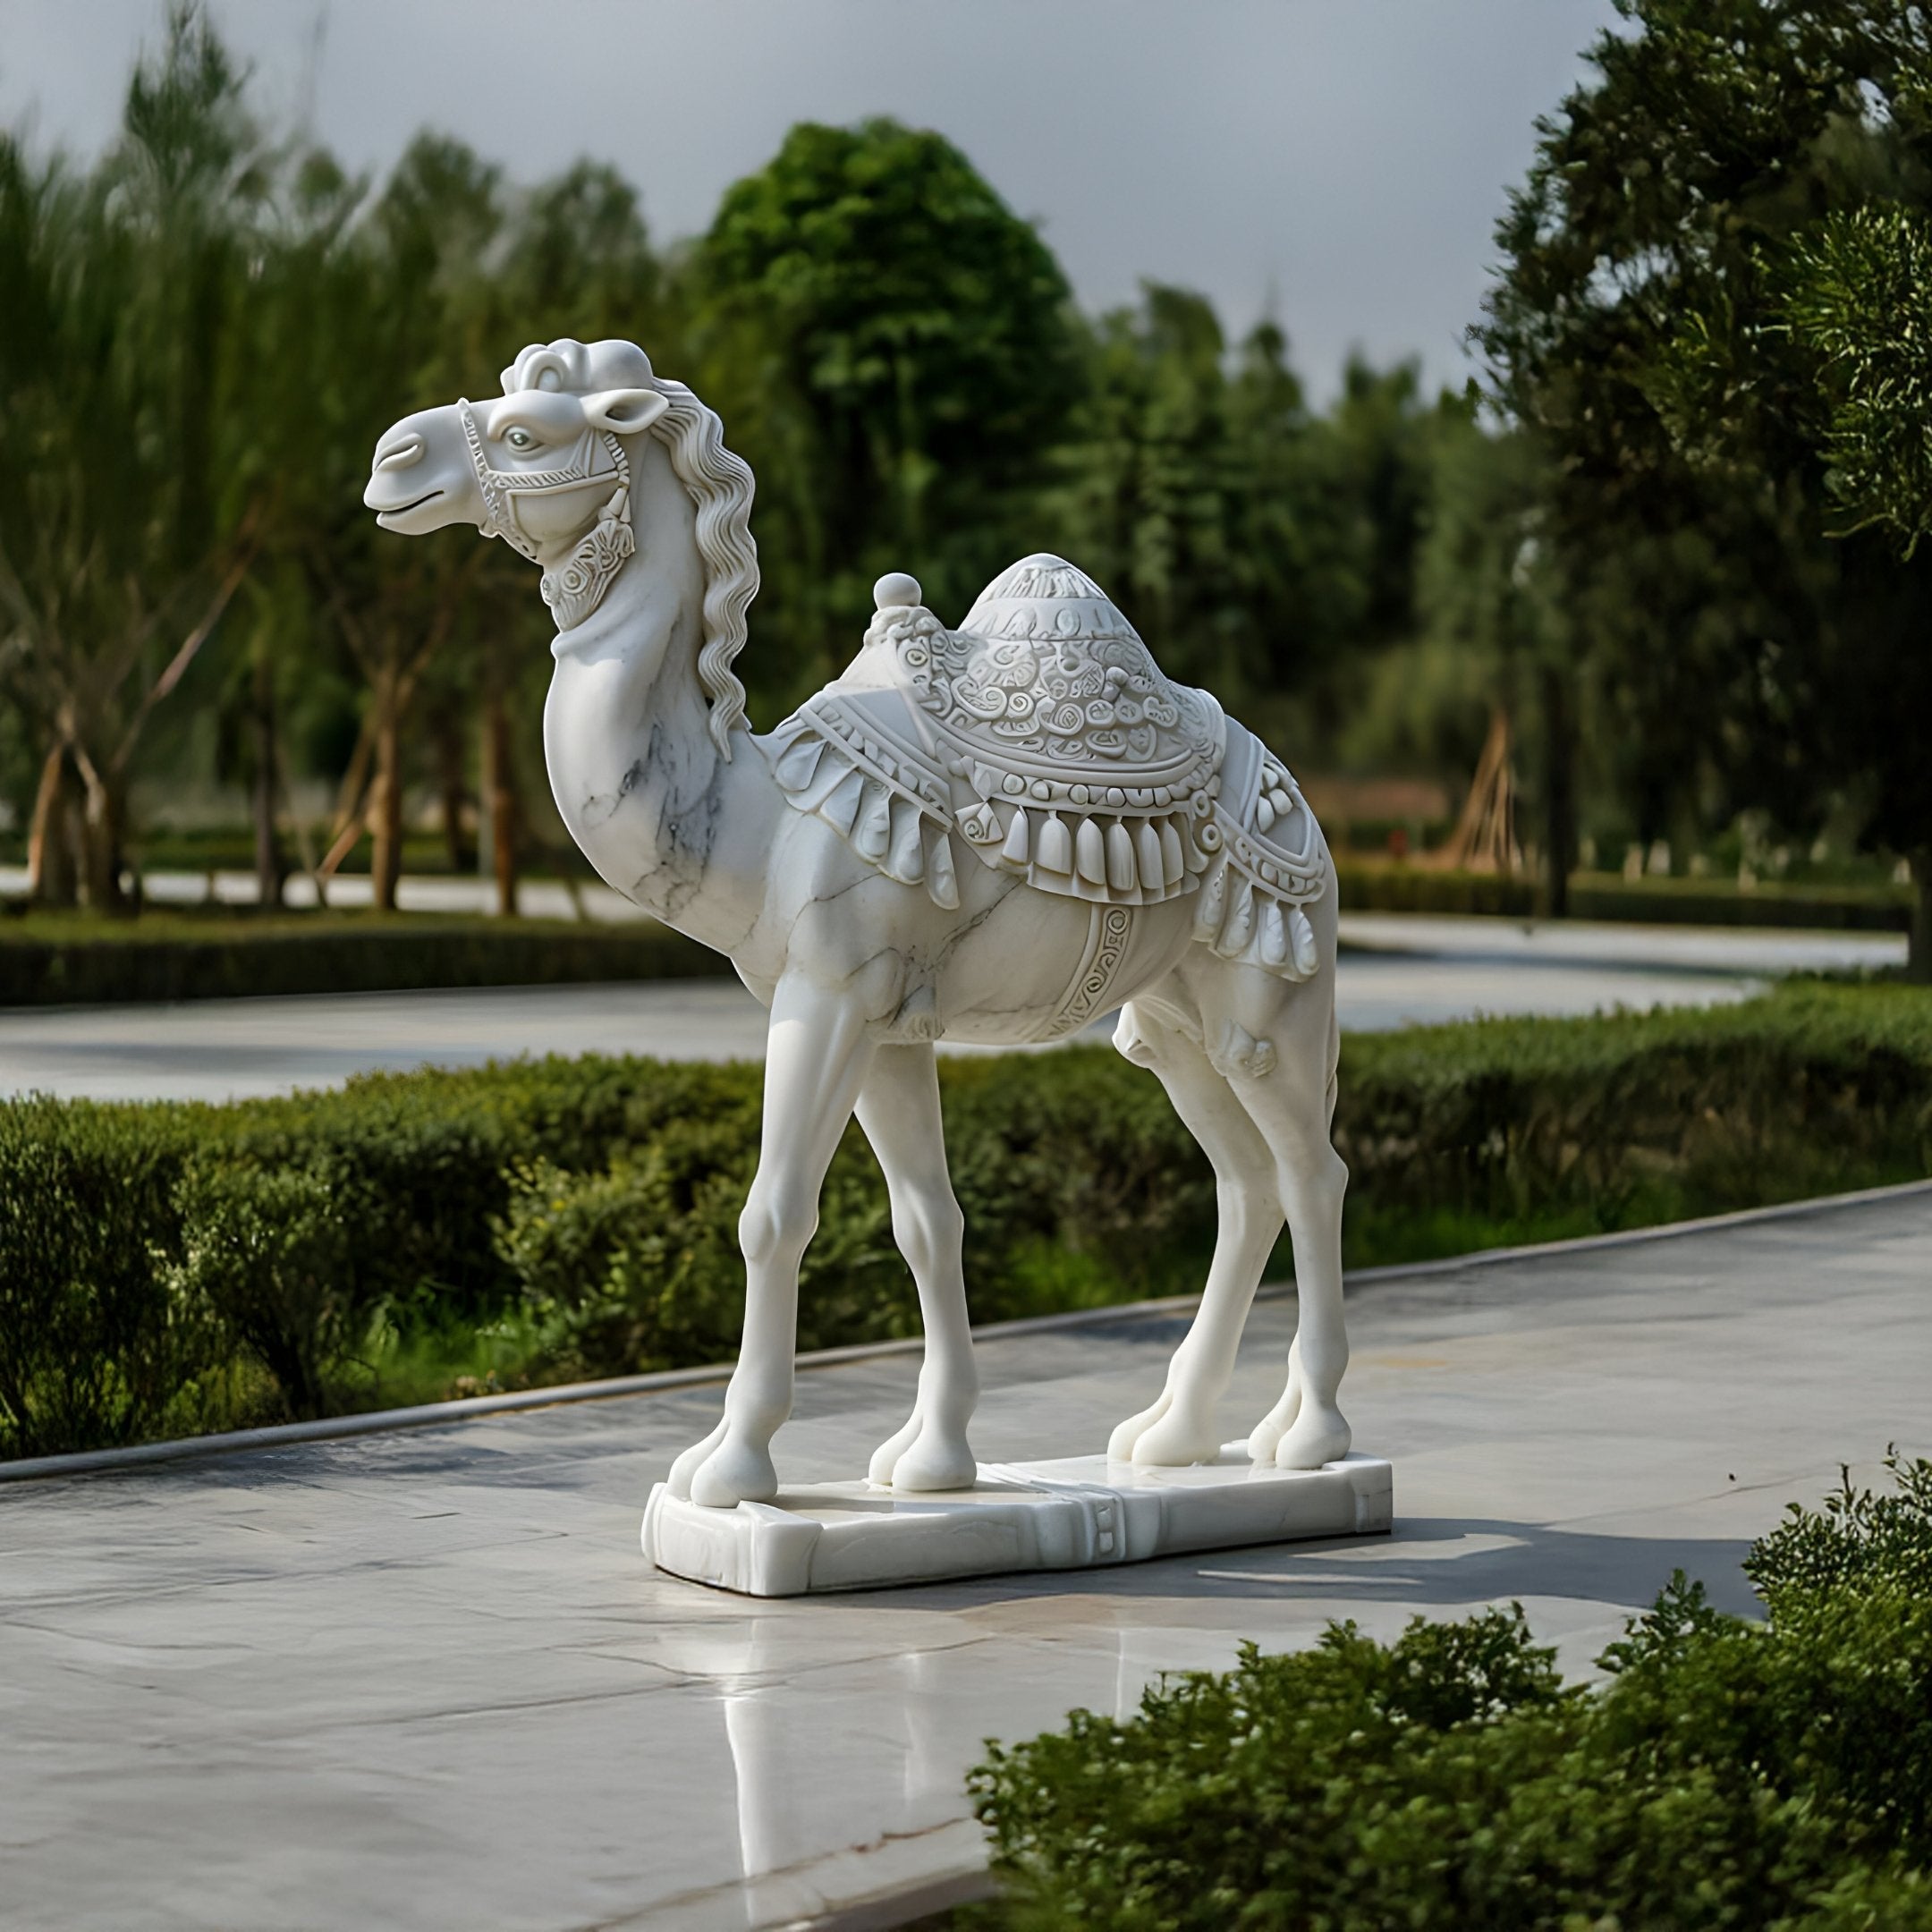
<box><xmin>5</xmin><ymin>864</ymin><xmax>1914</xmax><ymax>959</ymax></box>
<box><xmin>3</xmin><ymin>1188</ymin><xmax>1925</xmax><ymax>1930</ymax></box>
<box><xmin>0</xmin><ymin>899</ymin><xmax>1902</xmax><ymax>1102</ymax></box>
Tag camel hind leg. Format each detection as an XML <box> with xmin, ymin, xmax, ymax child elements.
<box><xmin>1106</xmin><ymin>996</ymin><xmax>1285</xmax><ymax>1467</ymax></box>
<box><xmin>1212</xmin><ymin>967</ymin><xmax>1351</xmax><ymax>1469</ymax></box>
<box><xmin>1114</xmin><ymin>949</ymin><xmax>1351</xmax><ymax>1471</ymax></box>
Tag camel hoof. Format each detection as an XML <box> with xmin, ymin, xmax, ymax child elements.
<box><xmin>1130</xmin><ymin>1411</ymin><xmax>1222</xmax><ymax>1469</ymax></box>
<box><xmin>668</xmin><ymin>1421</ymin><xmax>728</xmax><ymax>1500</ymax></box>
<box><xmin>888</xmin><ymin>1430</ymin><xmax>979</xmax><ymax>1493</ymax></box>
<box><xmin>1246</xmin><ymin>1397</ymin><xmax>1301</xmax><ymax>1464</ymax></box>
<box><xmin>1106</xmin><ymin>1393</ymin><xmax>1172</xmax><ymax>1463</ymax></box>
<box><xmin>688</xmin><ymin>1438</ymin><xmax>779</xmax><ymax>1510</ymax></box>
<box><xmin>1274</xmin><ymin>1406</ymin><xmax>1351</xmax><ymax>1470</ymax></box>
<box><xmin>868</xmin><ymin>1410</ymin><xmax>924</xmax><ymax>1487</ymax></box>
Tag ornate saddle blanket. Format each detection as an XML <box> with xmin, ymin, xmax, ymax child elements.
<box><xmin>763</xmin><ymin>554</ymin><xmax>1328</xmax><ymax>982</ymax></box>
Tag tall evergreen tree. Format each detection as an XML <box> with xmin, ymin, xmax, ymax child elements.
<box><xmin>689</xmin><ymin>118</ymin><xmax>1082</xmax><ymax>714</ymax></box>
<box><xmin>1478</xmin><ymin>0</ymin><xmax>1932</xmax><ymax>973</ymax></box>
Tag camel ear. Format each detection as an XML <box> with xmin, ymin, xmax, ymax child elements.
<box><xmin>580</xmin><ymin>387</ymin><xmax>668</xmax><ymax>436</ymax></box>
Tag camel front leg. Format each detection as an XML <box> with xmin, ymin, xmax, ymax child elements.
<box><xmin>670</xmin><ymin>975</ymin><xmax>877</xmax><ymax>1509</ymax></box>
<box><xmin>857</xmin><ymin>1044</ymin><xmax>979</xmax><ymax>1492</ymax></box>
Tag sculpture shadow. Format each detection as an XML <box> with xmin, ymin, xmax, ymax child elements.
<box><xmin>867</xmin><ymin>1515</ymin><xmax>1763</xmax><ymax>1621</ymax></box>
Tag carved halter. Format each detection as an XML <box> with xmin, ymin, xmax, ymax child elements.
<box><xmin>457</xmin><ymin>398</ymin><xmax>637</xmax><ymax>631</ymax></box>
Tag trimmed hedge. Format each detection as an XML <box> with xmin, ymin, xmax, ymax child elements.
<box><xmin>1337</xmin><ymin>863</ymin><xmax>1913</xmax><ymax>931</ymax></box>
<box><xmin>966</xmin><ymin>1455</ymin><xmax>1932</xmax><ymax>1930</ymax></box>
<box><xmin>0</xmin><ymin>910</ymin><xmax>728</xmax><ymax>1005</ymax></box>
<box><xmin>3</xmin><ymin>980</ymin><xmax>1930</xmax><ymax>1459</ymax></box>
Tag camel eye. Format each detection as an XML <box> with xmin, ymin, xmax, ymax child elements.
<box><xmin>505</xmin><ymin>427</ymin><xmax>537</xmax><ymax>452</ymax></box>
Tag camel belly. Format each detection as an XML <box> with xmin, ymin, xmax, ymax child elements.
<box><xmin>895</xmin><ymin>885</ymin><xmax>1197</xmax><ymax>1046</ymax></box>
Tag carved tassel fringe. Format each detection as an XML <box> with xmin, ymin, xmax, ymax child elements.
<box><xmin>1136</xmin><ymin>819</ymin><xmax>1166</xmax><ymax>893</ymax></box>
<box><xmin>1000</xmin><ymin>809</ymin><xmax>1030</xmax><ymax>867</ymax></box>
<box><xmin>1289</xmin><ymin>904</ymin><xmax>1318</xmax><ymax>977</ymax></box>
<box><xmin>928</xmin><ymin>833</ymin><xmax>960</xmax><ymax>909</ymax></box>
<box><xmin>1159</xmin><ymin>818</ymin><xmax>1185</xmax><ymax>889</ymax></box>
<box><xmin>819</xmin><ymin>767</ymin><xmax>866</xmax><ymax>835</ymax></box>
<box><xmin>886</xmin><ymin>799</ymin><xmax>926</xmax><ymax>883</ymax></box>
<box><xmin>1075</xmin><ymin>817</ymin><xmax>1107</xmax><ymax>886</ymax></box>
<box><xmin>855</xmin><ymin>781</ymin><xmax>893</xmax><ymax>860</ymax></box>
<box><xmin>1037</xmin><ymin>811</ymin><xmax>1072</xmax><ymax>875</ymax></box>
<box><xmin>1193</xmin><ymin>868</ymin><xmax>1226</xmax><ymax>940</ymax></box>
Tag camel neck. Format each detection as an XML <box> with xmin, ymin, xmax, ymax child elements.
<box><xmin>538</xmin><ymin>435</ymin><xmax>773</xmax><ymax>952</ymax></box>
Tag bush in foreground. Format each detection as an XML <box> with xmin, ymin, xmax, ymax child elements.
<box><xmin>967</xmin><ymin>1455</ymin><xmax>1932</xmax><ymax>1930</ymax></box>
<box><xmin>2</xmin><ymin>980</ymin><xmax>1929</xmax><ymax>1458</ymax></box>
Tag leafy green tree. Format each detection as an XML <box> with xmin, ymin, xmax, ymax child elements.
<box><xmin>1479</xmin><ymin>0</ymin><xmax>1932</xmax><ymax>975</ymax></box>
<box><xmin>689</xmin><ymin>118</ymin><xmax>1082</xmax><ymax>712</ymax></box>
<box><xmin>1402</xmin><ymin>418</ymin><xmax>1574</xmax><ymax>895</ymax></box>
<box><xmin>1766</xmin><ymin>205</ymin><xmax>1932</xmax><ymax>552</ymax></box>
<box><xmin>1045</xmin><ymin>286</ymin><xmax>1451</xmax><ymax>758</ymax></box>
<box><xmin>1046</xmin><ymin>286</ymin><xmax>1256</xmax><ymax>694</ymax></box>
<box><xmin>0</xmin><ymin>5</ymin><xmax>263</xmax><ymax>907</ymax></box>
<box><xmin>453</xmin><ymin>156</ymin><xmax>667</xmax><ymax>912</ymax></box>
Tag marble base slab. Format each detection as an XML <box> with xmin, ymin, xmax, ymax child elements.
<box><xmin>642</xmin><ymin>1447</ymin><xmax>1392</xmax><ymax>1597</ymax></box>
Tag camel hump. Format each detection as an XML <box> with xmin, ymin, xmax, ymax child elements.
<box><xmin>928</xmin><ymin>552</ymin><xmax>1211</xmax><ymax>778</ymax></box>
<box><xmin>764</xmin><ymin>552</ymin><xmax>1325</xmax><ymax>973</ymax></box>
<box><xmin>959</xmin><ymin>553</ymin><xmax>1140</xmax><ymax>648</ymax></box>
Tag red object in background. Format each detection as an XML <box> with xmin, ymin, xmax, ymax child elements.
<box><xmin>1387</xmin><ymin>826</ymin><xmax>1411</xmax><ymax>862</ymax></box>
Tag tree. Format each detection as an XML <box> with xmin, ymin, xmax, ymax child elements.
<box><xmin>1768</xmin><ymin>205</ymin><xmax>1932</xmax><ymax>552</ymax></box>
<box><xmin>1478</xmin><ymin>0</ymin><xmax>1932</xmax><ymax>975</ymax></box>
<box><xmin>689</xmin><ymin>119</ymin><xmax>1082</xmax><ymax>712</ymax></box>
<box><xmin>1408</xmin><ymin>418</ymin><xmax>1579</xmax><ymax>905</ymax></box>
<box><xmin>1045</xmin><ymin>287</ymin><xmax>1451</xmax><ymax>760</ymax></box>
<box><xmin>0</xmin><ymin>6</ymin><xmax>261</xmax><ymax>908</ymax></box>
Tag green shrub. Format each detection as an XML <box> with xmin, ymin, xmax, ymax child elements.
<box><xmin>2</xmin><ymin>981</ymin><xmax>1929</xmax><ymax>1459</ymax></box>
<box><xmin>497</xmin><ymin>1146</ymin><xmax>755</xmax><ymax>1378</ymax></box>
<box><xmin>1335</xmin><ymin>863</ymin><xmax>1912</xmax><ymax>931</ymax></box>
<box><xmin>0</xmin><ymin>910</ymin><xmax>728</xmax><ymax>1006</ymax></box>
<box><xmin>0</xmin><ymin>1098</ymin><xmax>207</xmax><ymax>1455</ymax></box>
<box><xmin>968</xmin><ymin>1455</ymin><xmax>1932</xmax><ymax>1931</ymax></box>
<box><xmin>163</xmin><ymin>1161</ymin><xmax>375</xmax><ymax>1422</ymax></box>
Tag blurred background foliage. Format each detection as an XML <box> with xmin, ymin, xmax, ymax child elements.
<box><xmin>1</xmin><ymin>1</ymin><xmax>1928</xmax><ymax>970</ymax></box>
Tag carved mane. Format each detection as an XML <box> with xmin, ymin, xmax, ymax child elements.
<box><xmin>648</xmin><ymin>380</ymin><xmax>758</xmax><ymax>755</ymax></box>
<box><xmin>501</xmin><ymin>339</ymin><xmax>760</xmax><ymax>756</ymax></box>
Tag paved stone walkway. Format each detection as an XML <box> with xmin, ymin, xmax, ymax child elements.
<box><xmin>3</xmin><ymin>1189</ymin><xmax>1927</xmax><ymax>1930</ymax></box>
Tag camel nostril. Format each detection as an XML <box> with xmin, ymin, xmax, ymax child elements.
<box><xmin>374</xmin><ymin>434</ymin><xmax>425</xmax><ymax>475</ymax></box>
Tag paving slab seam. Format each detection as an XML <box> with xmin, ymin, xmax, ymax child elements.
<box><xmin>578</xmin><ymin>1815</ymin><xmax>989</xmax><ymax>1932</ymax></box>
<box><xmin>4</xmin><ymin>1175</ymin><xmax>1928</xmax><ymax>1488</ymax></box>
<box><xmin>786</xmin><ymin>1866</ymin><xmax>1000</xmax><ymax>1932</ymax></box>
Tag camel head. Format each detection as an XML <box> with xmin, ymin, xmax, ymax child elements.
<box><xmin>363</xmin><ymin>336</ymin><xmax>670</xmax><ymax>563</ymax></box>
<box><xmin>363</xmin><ymin>334</ymin><xmax>761</xmax><ymax>750</ymax></box>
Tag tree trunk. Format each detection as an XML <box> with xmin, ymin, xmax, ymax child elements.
<box><xmin>482</xmin><ymin>684</ymin><xmax>519</xmax><ymax>919</ymax></box>
<box><xmin>369</xmin><ymin>694</ymin><xmax>403</xmax><ymax>914</ymax></box>
<box><xmin>1910</xmin><ymin>847</ymin><xmax>1932</xmax><ymax>987</ymax></box>
<box><xmin>436</xmin><ymin>711</ymin><xmax>474</xmax><ymax>874</ymax></box>
<box><xmin>252</xmin><ymin>647</ymin><xmax>284</xmax><ymax>911</ymax></box>
<box><xmin>1539</xmin><ymin>662</ymin><xmax>1575</xmax><ymax>919</ymax></box>
<box><xmin>25</xmin><ymin>745</ymin><xmax>80</xmax><ymax>908</ymax></box>
<box><xmin>78</xmin><ymin>765</ymin><xmax>128</xmax><ymax>913</ymax></box>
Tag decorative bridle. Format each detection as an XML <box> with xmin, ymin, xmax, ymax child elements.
<box><xmin>457</xmin><ymin>398</ymin><xmax>637</xmax><ymax>632</ymax></box>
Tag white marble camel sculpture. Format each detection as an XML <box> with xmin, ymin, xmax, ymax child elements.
<box><xmin>364</xmin><ymin>337</ymin><xmax>1351</xmax><ymax>1510</ymax></box>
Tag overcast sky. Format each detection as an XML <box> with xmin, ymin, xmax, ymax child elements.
<box><xmin>1</xmin><ymin>0</ymin><xmax>1618</xmax><ymax>399</ymax></box>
